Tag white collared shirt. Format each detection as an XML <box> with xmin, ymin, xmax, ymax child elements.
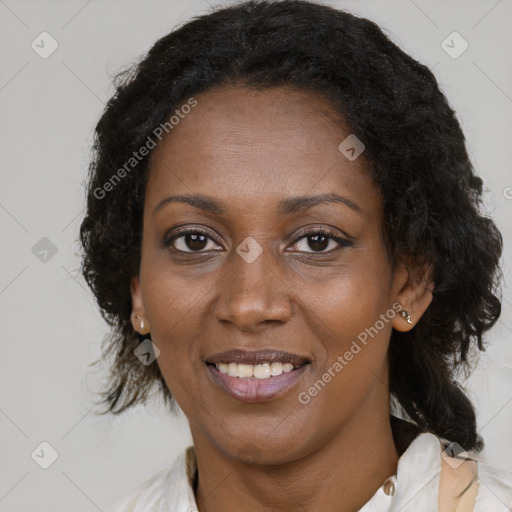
<box><xmin>106</xmin><ymin>432</ymin><xmax>512</xmax><ymax>512</ymax></box>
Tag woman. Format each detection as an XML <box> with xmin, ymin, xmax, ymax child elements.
<box><xmin>79</xmin><ymin>1</ymin><xmax>512</xmax><ymax>510</ymax></box>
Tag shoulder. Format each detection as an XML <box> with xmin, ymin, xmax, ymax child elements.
<box><xmin>105</xmin><ymin>446</ymin><xmax>196</xmax><ymax>512</ymax></box>
<box><xmin>392</xmin><ymin>426</ymin><xmax>512</xmax><ymax>511</ymax></box>
<box><xmin>475</xmin><ymin>459</ymin><xmax>512</xmax><ymax>511</ymax></box>
<box><xmin>437</xmin><ymin>435</ymin><xmax>512</xmax><ymax>511</ymax></box>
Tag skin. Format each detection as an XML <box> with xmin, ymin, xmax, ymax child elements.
<box><xmin>130</xmin><ymin>84</ymin><xmax>434</xmax><ymax>512</ymax></box>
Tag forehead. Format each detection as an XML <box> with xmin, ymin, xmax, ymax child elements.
<box><xmin>145</xmin><ymin>85</ymin><xmax>379</xmax><ymax>215</ymax></box>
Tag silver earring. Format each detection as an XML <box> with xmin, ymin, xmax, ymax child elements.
<box><xmin>401</xmin><ymin>310</ymin><xmax>412</xmax><ymax>324</ymax></box>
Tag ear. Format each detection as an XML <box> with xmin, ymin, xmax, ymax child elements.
<box><xmin>391</xmin><ymin>257</ymin><xmax>435</xmax><ymax>332</ymax></box>
<box><xmin>130</xmin><ymin>274</ymin><xmax>150</xmax><ymax>335</ymax></box>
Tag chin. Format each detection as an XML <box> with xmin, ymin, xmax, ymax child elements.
<box><xmin>220</xmin><ymin>435</ymin><xmax>308</xmax><ymax>467</ymax></box>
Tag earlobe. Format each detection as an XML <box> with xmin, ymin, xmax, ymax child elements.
<box><xmin>130</xmin><ymin>274</ymin><xmax>150</xmax><ymax>334</ymax></box>
<box><xmin>391</xmin><ymin>260</ymin><xmax>434</xmax><ymax>332</ymax></box>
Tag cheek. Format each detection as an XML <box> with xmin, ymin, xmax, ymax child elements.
<box><xmin>302</xmin><ymin>254</ymin><xmax>393</xmax><ymax>391</ymax></box>
<box><xmin>296</xmin><ymin>285</ymin><xmax>393</xmax><ymax>436</ymax></box>
<box><xmin>305</xmin><ymin>255</ymin><xmax>392</xmax><ymax>347</ymax></box>
<box><xmin>307</xmin><ymin>298</ymin><xmax>392</xmax><ymax>388</ymax></box>
<box><xmin>138</xmin><ymin>262</ymin><xmax>209</xmax><ymax>391</ymax></box>
<box><xmin>140</xmin><ymin>250</ymin><xmax>213</xmax><ymax>338</ymax></box>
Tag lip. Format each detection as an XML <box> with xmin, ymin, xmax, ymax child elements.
<box><xmin>206</xmin><ymin>362</ymin><xmax>310</xmax><ymax>403</ymax></box>
<box><xmin>205</xmin><ymin>349</ymin><xmax>312</xmax><ymax>402</ymax></box>
<box><xmin>206</xmin><ymin>348</ymin><xmax>310</xmax><ymax>366</ymax></box>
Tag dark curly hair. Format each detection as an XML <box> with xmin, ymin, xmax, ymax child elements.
<box><xmin>79</xmin><ymin>0</ymin><xmax>503</xmax><ymax>452</ymax></box>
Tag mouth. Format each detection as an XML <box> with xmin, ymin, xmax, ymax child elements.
<box><xmin>205</xmin><ymin>349</ymin><xmax>311</xmax><ymax>402</ymax></box>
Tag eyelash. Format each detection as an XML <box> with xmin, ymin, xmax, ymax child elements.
<box><xmin>164</xmin><ymin>226</ymin><xmax>352</xmax><ymax>254</ymax></box>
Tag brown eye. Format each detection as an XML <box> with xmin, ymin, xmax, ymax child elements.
<box><xmin>165</xmin><ymin>229</ymin><xmax>221</xmax><ymax>253</ymax></box>
<box><xmin>289</xmin><ymin>229</ymin><xmax>352</xmax><ymax>253</ymax></box>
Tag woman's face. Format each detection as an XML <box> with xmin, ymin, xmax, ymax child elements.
<box><xmin>131</xmin><ymin>85</ymin><xmax>420</xmax><ymax>463</ymax></box>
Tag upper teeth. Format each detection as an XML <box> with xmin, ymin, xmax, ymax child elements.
<box><xmin>215</xmin><ymin>362</ymin><xmax>296</xmax><ymax>379</ymax></box>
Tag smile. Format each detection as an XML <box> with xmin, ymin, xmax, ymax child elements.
<box><xmin>205</xmin><ymin>349</ymin><xmax>311</xmax><ymax>402</ymax></box>
<box><xmin>215</xmin><ymin>361</ymin><xmax>299</xmax><ymax>378</ymax></box>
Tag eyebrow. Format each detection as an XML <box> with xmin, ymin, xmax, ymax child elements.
<box><xmin>152</xmin><ymin>192</ymin><xmax>361</xmax><ymax>216</ymax></box>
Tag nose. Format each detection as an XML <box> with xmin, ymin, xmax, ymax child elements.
<box><xmin>213</xmin><ymin>239</ymin><xmax>293</xmax><ymax>333</ymax></box>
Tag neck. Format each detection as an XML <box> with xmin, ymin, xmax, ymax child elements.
<box><xmin>192</xmin><ymin>405</ymin><xmax>406</xmax><ymax>512</ymax></box>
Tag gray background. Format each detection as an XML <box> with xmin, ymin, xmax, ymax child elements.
<box><xmin>1</xmin><ymin>0</ymin><xmax>511</xmax><ymax>510</ymax></box>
